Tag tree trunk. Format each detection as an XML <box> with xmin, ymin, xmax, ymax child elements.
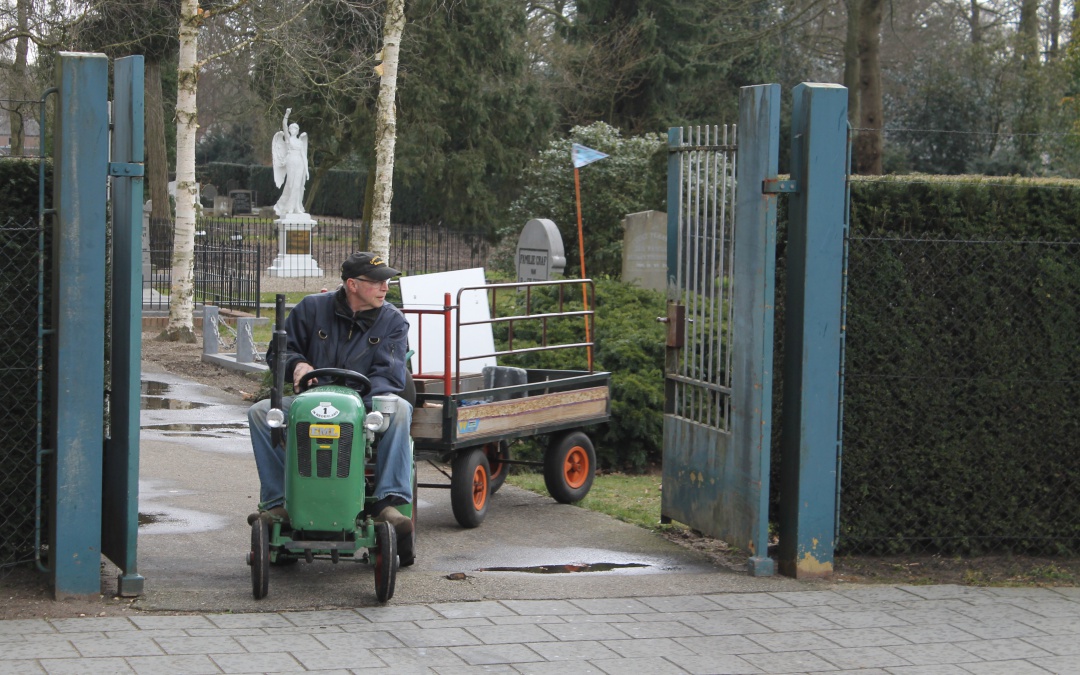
<box><xmin>11</xmin><ymin>0</ymin><xmax>30</xmax><ymax>156</ymax></box>
<box><xmin>369</xmin><ymin>0</ymin><xmax>405</xmax><ymax>258</ymax></box>
<box><xmin>969</xmin><ymin>0</ymin><xmax>981</xmax><ymax>44</ymax></box>
<box><xmin>854</xmin><ymin>0</ymin><xmax>884</xmax><ymax>175</ymax></box>
<box><xmin>843</xmin><ymin>0</ymin><xmax>861</xmax><ymax>128</ymax></box>
<box><xmin>1049</xmin><ymin>0</ymin><xmax>1060</xmax><ymax>59</ymax></box>
<box><xmin>145</xmin><ymin>60</ymin><xmax>171</xmax><ymax>221</ymax></box>
<box><xmin>162</xmin><ymin>0</ymin><xmax>200</xmax><ymax>343</ymax></box>
<box><xmin>1015</xmin><ymin>0</ymin><xmax>1040</xmax><ymax>163</ymax></box>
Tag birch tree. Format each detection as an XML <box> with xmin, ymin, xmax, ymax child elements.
<box><xmin>368</xmin><ymin>0</ymin><xmax>404</xmax><ymax>258</ymax></box>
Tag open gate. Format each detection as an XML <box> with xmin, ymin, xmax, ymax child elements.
<box><xmin>661</xmin><ymin>84</ymin><xmax>848</xmax><ymax>578</ymax></box>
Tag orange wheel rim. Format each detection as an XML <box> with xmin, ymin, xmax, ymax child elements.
<box><xmin>471</xmin><ymin>466</ymin><xmax>488</xmax><ymax>509</ymax></box>
<box><xmin>485</xmin><ymin>443</ymin><xmax>504</xmax><ymax>478</ymax></box>
<box><xmin>563</xmin><ymin>446</ymin><xmax>589</xmax><ymax>489</ymax></box>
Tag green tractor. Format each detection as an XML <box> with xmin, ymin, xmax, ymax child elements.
<box><xmin>247</xmin><ymin>297</ymin><xmax>413</xmax><ymax>603</ymax></box>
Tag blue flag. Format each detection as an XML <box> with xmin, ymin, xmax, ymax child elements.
<box><xmin>571</xmin><ymin>143</ymin><xmax>608</xmax><ymax>168</ymax></box>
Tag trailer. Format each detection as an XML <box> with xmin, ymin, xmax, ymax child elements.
<box><xmin>403</xmin><ymin>279</ymin><xmax>611</xmax><ymax>528</ymax></box>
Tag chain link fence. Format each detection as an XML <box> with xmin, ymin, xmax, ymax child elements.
<box><xmin>0</xmin><ymin>216</ymin><xmax>47</xmax><ymax>577</ymax></box>
<box><xmin>838</xmin><ymin>235</ymin><xmax>1079</xmax><ymax>555</ymax></box>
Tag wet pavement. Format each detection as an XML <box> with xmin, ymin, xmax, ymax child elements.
<box><xmin>2</xmin><ymin>363</ymin><xmax>1076</xmax><ymax>673</ymax></box>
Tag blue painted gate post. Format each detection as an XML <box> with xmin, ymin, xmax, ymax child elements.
<box><xmin>104</xmin><ymin>54</ymin><xmax>146</xmax><ymax>596</ymax></box>
<box><xmin>50</xmin><ymin>52</ymin><xmax>109</xmax><ymax>596</ymax></box>
<box><xmin>777</xmin><ymin>83</ymin><xmax>848</xmax><ymax>578</ymax></box>
<box><xmin>731</xmin><ymin>84</ymin><xmax>781</xmax><ymax>576</ymax></box>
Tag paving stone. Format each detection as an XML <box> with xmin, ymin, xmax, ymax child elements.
<box><xmin>393</xmin><ymin>627</ymin><xmax>482</xmax><ymax>648</ymax></box>
<box><xmin>500</xmin><ymin>600</ymin><xmax>586</xmax><ymax>617</ymax></box>
<box><xmin>611</xmin><ymin>620</ymin><xmax>702</xmax><ymax>640</ymax></box>
<box><xmin>155</xmin><ymin>635</ymin><xmax>246</xmax><ymax>655</ymax></box>
<box><xmin>740</xmin><ymin>649</ymin><xmax>838</xmax><ymax>673</ymax></box>
<box><xmin>315</xmin><ymin>630</ymin><xmax>406</xmax><ymax>650</ymax></box>
<box><xmin>0</xmin><ymin>660</ymin><xmax>44</xmax><ymax>674</ymax></box>
<box><xmin>428</xmin><ymin>602</ymin><xmax>515</xmax><ymax>620</ymax></box>
<box><xmin>205</xmin><ymin>614</ymin><xmax>294</xmax><ymax>629</ymax></box>
<box><xmin>1014</xmin><ymin>616</ymin><xmax>1080</xmax><ymax>636</ymax></box>
<box><xmin>956</xmin><ymin>660</ymin><xmax>1058</xmax><ymax>674</ymax></box>
<box><xmin>955</xmin><ymin>637</ymin><xmax>1055</xmax><ymax>661</ymax></box>
<box><xmin>599</xmin><ymin>637</ymin><xmax>696</xmax><ymax>659</ymax></box>
<box><xmin>525</xmin><ymin>639</ymin><xmax>622</xmax><ymax>662</ymax></box>
<box><xmin>463</xmin><ymin>624</ymin><xmax>557</xmax><ymax>645</ymax></box>
<box><xmin>887</xmin><ymin>608</ymin><xmax>971</xmax><ymax>626</ymax></box>
<box><xmin>539</xmin><ymin>622</ymin><xmax>629</xmax><ymax>642</ymax></box>
<box><xmin>896</xmin><ymin>586</ymin><xmax>995</xmax><ymax>601</ymax></box>
<box><xmin>834</xmin><ymin>587</ymin><xmax>926</xmax><ymax>604</ymax></box>
<box><xmin>125</xmin><ymin>654</ymin><xmax>223</xmax><ymax>675</ymax></box>
<box><xmin>67</xmin><ymin>636</ymin><xmax>164</xmax><ymax>658</ymax></box>
<box><xmin>881</xmin><ymin>666</ymin><xmax>970</xmax><ymax>674</ymax></box>
<box><xmin>591</xmin><ymin>657</ymin><xmax>687</xmax><ymax>675</ymax></box>
<box><xmin>559</xmin><ymin>615</ymin><xmax>634</xmax><ymax>624</ymax></box>
<box><xmin>811</xmin><ymin>645</ymin><xmax>913</xmax><ymax>670</ymax></box>
<box><xmin>49</xmin><ymin>618</ymin><xmax>137</xmax><ymax>634</ymax></box>
<box><xmin>885</xmin><ymin>623</ymin><xmax>981</xmax><ymax>644</ymax></box>
<box><xmin>767</xmin><ymin>590</ymin><xmax>859</xmax><ymax>607</ymax></box>
<box><xmin>740</xmin><ymin>609</ymin><xmax>843</xmax><ymax>632</ymax></box>
<box><xmin>415</xmin><ymin>618</ymin><xmax>495</xmax><ymax>630</ymax></box>
<box><xmin>568</xmin><ymin>598</ymin><xmax>656</xmax><ymax>615</ymax></box>
<box><xmin>127</xmin><ymin>616</ymin><xmax>217</xmax><ymax>631</ymax></box>
<box><xmin>675</xmin><ymin>634</ymin><xmax>770</xmax><ymax>656</ymax></box>
<box><xmin>747</xmin><ymin>630</ymin><xmax>842</xmax><ymax>652</ymax></box>
<box><xmin>449</xmin><ymin>643</ymin><xmax>545</xmax><ymax>666</ymax></box>
<box><xmin>277</xmin><ymin>610</ymin><xmax>367</xmax><ymax>627</ymax></box>
<box><xmin>814</xmin><ymin>627</ymin><xmax>912</xmax><ymax>648</ymax></box>
<box><xmin>37</xmin><ymin>656</ymin><xmax>135</xmax><ymax>674</ymax></box>
<box><xmin>356</xmin><ymin>605</ymin><xmax>441</xmax><ymax>623</ymax></box>
<box><xmin>678</xmin><ymin>614</ymin><xmax>776</xmax><ymax>637</ymax></box>
<box><xmin>885</xmin><ymin>642</ymin><xmax>984</xmax><ymax>665</ymax></box>
<box><xmin>233</xmin><ymin>633</ymin><xmax>326</xmax><ymax>653</ymax></box>
<box><xmin>948</xmin><ymin>620</ymin><xmax>1048</xmax><ymax>640</ymax></box>
<box><xmin>515</xmin><ymin>660</ymin><xmax>609</xmax><ymax>675</ymax></box>
<box><xmin>209</xmin><ymin>651</ymin><xmax>305</xmax><ymax>673</ymax></box>
<box><xmin>1021</xmin><ymin>634</ymin><xmax>1080</xmax><ymax>656</ymax></box>
<box><xmin>369</xmin><ymin>646</ymin><xmax>466</xmax><ymax>669</ymax></box>
<box><xmin>665</xmin><ymin>652</ymin><xmax>761</xmax><ymax>674</ymax></box>
<box><xmin>707</xmin><ymin>594</ymin><xmax>794</xmax><ymax>610</ymax></box>
<box><xmin>286</xmin><ymin>647</ymin><xmax>381</xmax><ymax>671</ymax></box>
<box><xmin>0</xmin><ymin>621</ymin><xmax>55</xmax><ymax>636</ymax></box>
<box><xmin>431</xmin><ymin>665</ymin><xmax>518</xmax><ymax>675</ymax></box>
<box><xmin>638</xmin><ymin>595</ymin><xmax>730</xmax><ymax>613</ymax></box>
<box><xmin>1029</xmin><ymin>655</ymin><xmax>1080</xmax><ymax>674</ymax></box>
<box><xmin>813</xmin><ymin>609</ymin><xmax>912</xmax><ymax>629</ymax></box>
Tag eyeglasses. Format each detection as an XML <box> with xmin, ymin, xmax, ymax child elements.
<box><xmin>352</xmin><ymin>276</ymin><xmax>387</xmax><ymax>286</ymax></box>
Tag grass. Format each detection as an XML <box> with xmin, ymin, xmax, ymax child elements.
<box><xmin>506</xmin><ymin>471</ymin><xmax>674</xmax><ymax>532</ymax></box>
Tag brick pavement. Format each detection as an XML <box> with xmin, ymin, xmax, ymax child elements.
<box><xmin>1</xmin><ymin>585</ymin><xmax>1077</xmax><ymax>674</ymax></box>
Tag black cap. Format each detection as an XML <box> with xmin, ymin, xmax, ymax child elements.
<box><xmin>341</xmin><ymin>251</ymin><xmax>400</xmax><ymax>281</ymax></box>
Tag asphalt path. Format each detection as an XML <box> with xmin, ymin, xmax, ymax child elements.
<box><xmin>132</xmin><ymin>363</ymin><xmax>811</xmax><ymax>613</ymax></box>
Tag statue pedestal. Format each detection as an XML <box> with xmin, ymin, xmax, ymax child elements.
<box><xmin>268</xmin><ymin>214</ymin><xmax>324</xmax><ymax>278</ymax></box>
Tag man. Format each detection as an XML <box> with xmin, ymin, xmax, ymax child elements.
<box><xmin>247</xmin><ymin>251</ymin><xmax>413</xmax><ymax>538</ymax></box>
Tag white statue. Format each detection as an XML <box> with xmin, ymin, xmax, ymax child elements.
<box><xmin>272</xmin><ymin>108</ymin><xmax>309</xmax><ymax>217</ymax></box>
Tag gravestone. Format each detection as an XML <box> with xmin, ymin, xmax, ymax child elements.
<box><xmin>202</xmin><ymin>183</ymin><xmax>218</xmax><ymax>207</ymax></box>
<box><xmin>622</xmin><ymin>210</ymin><xmax>667</xmax><ymax>292</ymax></box>
<box><xmin>229</xmin><ymin>189</ymin><xmax>253</xmax><ymax>215</ymax></box>
<box><xmin>213</xmin><ymin>195</ymin><xmax>233</xmax><ymax>217</ymax></box>
<box><xmin>515</xmin><ymin>218</ymin><xmax>565</xmax><ymax>282</ymax></box>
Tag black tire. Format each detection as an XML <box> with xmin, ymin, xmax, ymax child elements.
<box><xmin>450</xmin><ymin>448</ymin><xmax>490</xmax><ymax>528</ymax></box>
<box><xmin>484</xmin><ymin>441</ymin><xmax>511</xmax><ymax>495</ymax></box>
<box><xmin>544</xmin><ymin>431</ymin><xmax>596</xmax><ymax>504</ymax></box>
<box><xmin>250</xmin><ymin>519</ymin><xmax>270</xmax><ymax>600</ymax></box>
<box><xmin>399</xmin><ymin>470</ymin><xmax>417</xmax><ymax>567</ymax></box>
<box><xmin>373</xmin><ymin>521</ymin><xmax>398</xmax><ymax>603</ymax></box>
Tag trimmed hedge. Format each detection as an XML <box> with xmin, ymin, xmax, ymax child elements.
<box><xmin>196</xmin><ymin>162</ymin><xmax>365</xmax><ymax>218</ymax></box>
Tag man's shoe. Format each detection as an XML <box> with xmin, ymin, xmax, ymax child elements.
<box><xmin>374</xmin><ymin>505</ymin><xmax>413</xmax><ymax>537</ymax></box>
<box><xmin>247</xmin><ymin>506</ymin><xmax>289</xmax><ymax>526</ymax></box>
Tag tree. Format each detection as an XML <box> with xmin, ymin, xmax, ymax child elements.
<box><xmin>368</xmin><ymin>0</ymin><xmax>404</xmax><ymax>257</ymax></box>
<box><xmin>853</xmin><ymin>0</ymin><xmax>884</xmax><ymax>174</ymax></box>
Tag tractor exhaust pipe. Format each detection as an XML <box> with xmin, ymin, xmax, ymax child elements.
<box><xmin>270</xmin><ymin>293</ymin><xmax>287</xmax><ymax>447</ymax></box>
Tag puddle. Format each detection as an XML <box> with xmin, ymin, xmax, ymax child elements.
<box><xmin>142</xmin><ymin>381</ymin><xmax>170</xmax><ymax>395</ymax></box>
<box><xmin>139</xmin><ymin>512</ymin><xmax>165</xmax><ymax>526</ymax></box>
<box><xmin>141</xmin><ymin>397</ymin><xmax>211</xmax><ymax>410</ymax></box>
<box><xmin>477</xmin><ymin>563</ymin><xmax>649</xmax><ymax>574</ymax></box>
<box><xmin>142</xmin><ymin>422</ymin><xmax>249</xmax><ymax>437</ymax></box>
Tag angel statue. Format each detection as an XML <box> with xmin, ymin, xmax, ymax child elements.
<box><xmin>272</xmin><ymin>108</ymin><xmax>309</xmax><ymax>217</ymax></box>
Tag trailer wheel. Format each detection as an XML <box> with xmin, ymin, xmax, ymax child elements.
<box><xmin>373</xmin><ymin>521</ymin><xmax>398</xmax><ymax>603</ymax></box>
<box><xmin>250</xmin><ymin>519</ymin><xmax>270</xmax><ymax>600</ymax></box>
<box><xmin>484</xmin><ymin>441</ymin><xmax>511</xmax><ymax>495</ymax></box>
<box><xmin>545</xmin><ymin>431</ymin><xmax>595</xmax><ymax>504</ymax></box>
<box><xmin>451</xmin><ymin>448</ymin><xmax>490</xmax><ymax>528</ymax></box>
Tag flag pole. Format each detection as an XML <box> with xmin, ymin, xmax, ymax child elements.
<box><xmin>573</xmin><ymin>165</ymin><xmax>593</xmax><ymax>371</ymax></box>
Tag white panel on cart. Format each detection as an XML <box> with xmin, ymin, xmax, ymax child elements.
<box><xmin>398</xmin><ymin>268</ymin><xmax>497</xmax><ymax>376</ymax></box>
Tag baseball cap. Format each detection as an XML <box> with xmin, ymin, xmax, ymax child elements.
<box><xmin>341</xmin><ymin>251</ymin><xmax>400</xmax><ymax>281</ymax></box>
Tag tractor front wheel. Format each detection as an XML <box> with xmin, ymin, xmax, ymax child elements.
<box><xmin>250</xmin><ymin>519</ymin><xmax>270</xmax><ymax>600</ymax></box>
<box><xmin>373</xmin><ymin>521</ymin><xmax>398</xmax><ymax>603</ymax></box>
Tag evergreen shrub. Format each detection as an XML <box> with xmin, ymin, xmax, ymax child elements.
<box><xmin>494</xmin><ymin>278</ymin><xmax>667</xmax><ymax>471</ymax></box>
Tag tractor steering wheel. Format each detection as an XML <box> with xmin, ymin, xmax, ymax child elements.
<box><xmin>298</xmin><ymin>368</ymin><xmax>373</xmax><ymax>397</ymax></box>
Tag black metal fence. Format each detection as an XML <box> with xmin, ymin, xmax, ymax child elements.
<box><xmin>837</xmin><ymin>235</ymin><xmax>1080</xmax><ymax>555</ymax></box>
<box><xmin>145</xmin><ymin>217</ymin><xmax>491</xmax><ymax>314</ymax></box>
<box><xmin>0</xmin><ymin>217</ymin><xmax>47</xmax><ymax>576</ymax></box>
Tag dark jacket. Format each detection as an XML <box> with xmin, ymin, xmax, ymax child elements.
<box><xmin>269</xmin><ymin>288</ymin><xmax>409</xmax><ymax>402</ymax></box>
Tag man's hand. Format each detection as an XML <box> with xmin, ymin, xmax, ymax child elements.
<box><xmin>293</xmin><ymin>362</ymin><xmax>314</xmax><ymax>391</ymax></box>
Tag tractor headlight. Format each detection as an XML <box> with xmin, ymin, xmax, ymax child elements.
<box><xmin>364</xmin><ymin>410</ymin><xmax>388</xmax><ymax>433</ymax></box>
<box><xmin>266</xmin><ymin>408</ymin><xmax>286</xmax><ymax>429</ymax></box>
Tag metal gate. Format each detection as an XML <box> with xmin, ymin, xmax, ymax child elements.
<box><xmin>661</xmin><ymin>84</ymin><xmax>781</xmax><ymax>576</ymax></box>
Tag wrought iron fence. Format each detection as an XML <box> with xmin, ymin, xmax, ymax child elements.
<box><xmin>145</xmin><ymin>217</ymin><xmax>491</xmax><ymax>313</ymax></box>
<box><xmin>0</xmin><ymin>217</ymin><xmax>46</xmax><ymax>576</ymax></box>
<box><xmin>838</xmin><ymin>235</ymin><xmax>1080</xmax><ymax>555</ymax></box>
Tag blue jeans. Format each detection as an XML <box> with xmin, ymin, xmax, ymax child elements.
<box><xmin>248</xmin><ymin>394</ymin><xmax>413</xmax><ymax>510</ymax></box>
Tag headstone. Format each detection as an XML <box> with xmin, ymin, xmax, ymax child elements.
<box><xmin>515</xmin><ymin>218</ymin><xmax>565</xmax><ymax>282</ymax></box>
<box><xmin>213</xmin><ymin>195</ymin><xmax>233</xmax><ymax>217</ymax></box>
<box><xmin>202</xmin><ymin>183</ymin><xmax>218</xmax><ymax>206</ymax></box>
<box><xmin>622</xmin><ymin>210</ymin><xmax>667</xmax><ymax>292</ymax></box>
<box><xmin>229</xmin><ymin>189</ymin><xmax>253</xmax><ymax>215</ymax></box>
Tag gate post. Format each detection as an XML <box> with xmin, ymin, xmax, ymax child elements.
<box><xmin>777</xmin><ymin>83</ymin><xmax>848</xmax><ymax>578</ymax></box>
<box><xmin>50</xmin><ymin>52</ymin><xmax>109</xmax><ymax>596</ymax></box>
<box><xmin>731</xmin><ymin>84</ymin><xmax>781</xmax><ymax>576</ymax></box>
